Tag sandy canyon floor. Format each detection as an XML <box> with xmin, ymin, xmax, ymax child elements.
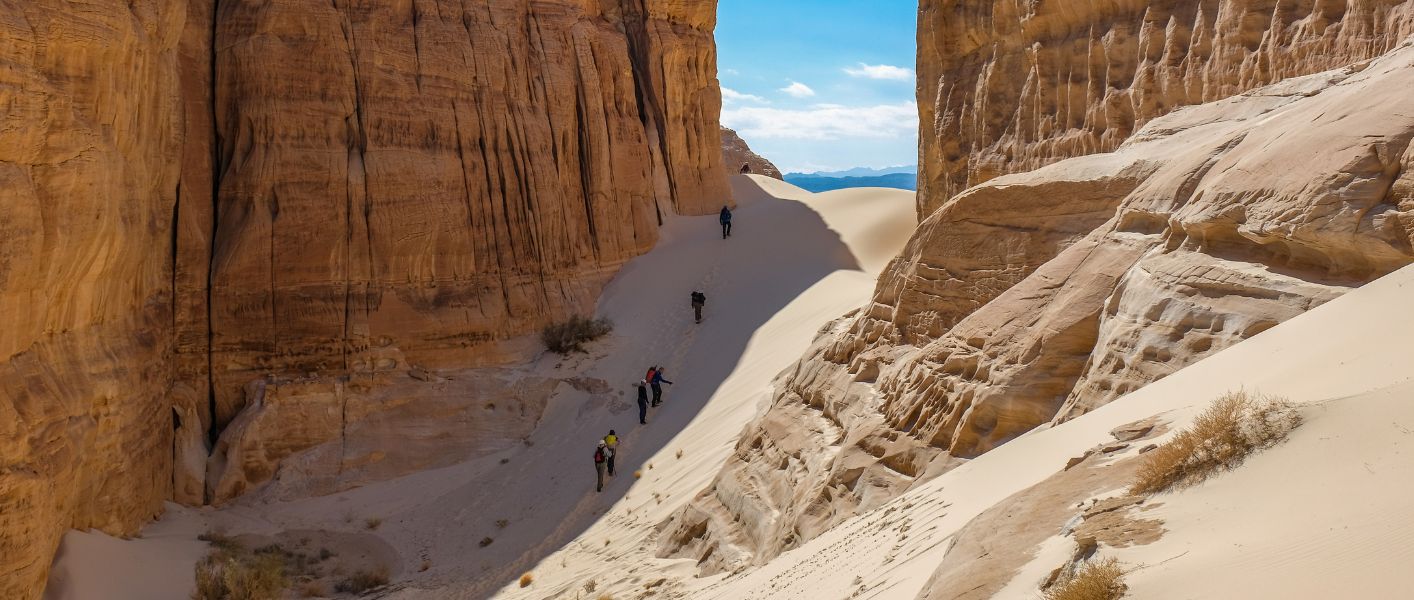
<box><xmin>44</xmin><ymin>176</ymin><xmax>1414</xmax><ymax>600</ymax></box>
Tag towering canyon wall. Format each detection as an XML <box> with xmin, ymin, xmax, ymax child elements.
<box><xmin>919</xmin><ymin>0</ymin><xmax>1414</xmax><ymax>213</ymax></box>
<box><xmin>0</xmin><ymin>1</ymin><xmax>727</xmax><ymax>597</ymax></box>
<box><xmin>662</xmin><ymin>0</ymin><xmax>1414</xmax><ymax>574</ymax></box>
<box><xmin>0</xmin><ymin>0</ymin><xmax>188</xmax><ymax>594</ymax></box>
<box><xmin>207</xmin><ymin>0</ymin><xmax>729</xmax><ymax>427</ymax></box>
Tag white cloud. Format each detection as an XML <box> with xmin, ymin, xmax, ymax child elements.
<box><xmin>844</xmin><ymin>63</ymin><xmax>915</xmax><ymax>81</ymax></box>
<box><xmin>721</xmin><ymin>101</ymin><xmax>918</xmax><ymax>141</ymax></box>
<box><xmin>721</xmin><ymin>87</ymin><xmax>768</xmax><ymax>104</ymax></box>
<box><xmin>722</xmin><ymin>68</ymin><xmax>741</xmax><ymax>76</ymax></box>
<box><xmin>780</xmin><ymin>81</ymin><xmax>816</xmax><ymax>98</ymax></box>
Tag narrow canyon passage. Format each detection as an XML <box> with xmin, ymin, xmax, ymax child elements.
<box><xmin>44</xmin><ymin>176</ymin><xmax>918</xmax><ymax>598</ymax></box>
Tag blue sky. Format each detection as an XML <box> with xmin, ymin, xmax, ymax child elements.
<box><xmin>716</xmin><ymin>0</ymin><xmax>918</xmax><ymax>174</ymax></box>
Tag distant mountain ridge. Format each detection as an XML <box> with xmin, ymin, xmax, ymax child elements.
<box><xmin>784</xmin><ymin>169</ymin><xmax>918</xmax><ymax>193</ymax></box>
<box><xmin>787</xmin><ymin>165</ymin><xmax>917</xmax><ymax>178</ymax></box>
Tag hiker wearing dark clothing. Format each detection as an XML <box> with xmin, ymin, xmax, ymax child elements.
<box><xmin>691</xmin><ymin>291</ymin><xmax>706</xmax><ymax>323</ymax></box>
<box><xmin>637</xmin><ymin>380</ymin><xmax>650</xmax><ymax>424</ymax></box>
<box><xmin>650</xmin><ymin>368</ymin><xmax>674</xmax><ymax>407</ymax></box>
<box><xmin>719</xmin><ymin>206</ymin><xmax>733</xmax><ymax>239</ymax></box>
<box><xmin>603</xmin><ymin>430</ymin><xmax>619</xmax><ymax>476</ymax></box>
<box><xmin>594</xmin><ymin>441</ymin><xmax>608</xmax><ymax>492</ymax></box>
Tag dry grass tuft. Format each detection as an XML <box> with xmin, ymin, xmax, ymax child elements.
<box><xmin>192</xmin><ymin>545</ymin><xmax>287</xmax><ymax>600</ymax></box>
<box><xmin>364</xmin><ymin>517</ymin><xmax>382</xmax><ymax>530</ymax></box>
<box><xmin>1130</xmin><ymin>391</ymin><xmax>1301</xmax><ymax>496</ymax></box>
<box><xmin>633</xmin><ymin>470</ymin><xmax>643</xmax><ymax>479</ymax></box>
<box><xmin>297</xmin><ymin>580</ymin><xmax>326</xmax><ymax>598</ymax></box>
<box><xmin>519</xmin><ymin>572</ymin><xmax>535</xmax><ymax>588</ymax></box>
<box><xmin>479</xmin><ymin>537</ymin><xmax>494</xmax><ymax>548</ymax></box>
<box><xmin>541</xmin><ymin>316</ymin><xmax>613</xmax><ymax>354</ymax></box>
<box><xmin>1045</xmin><ymin>557</ymin><xmax>1126</xmax><ymax>600</ymax></box>
<box><xmin>334</xmin><ymin>568</ymin><xmax>389</xmax><ymax>594</ymax></box>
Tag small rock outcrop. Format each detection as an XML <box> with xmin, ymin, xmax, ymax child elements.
<box><xmin>722</xmin><ymin>127</ymin><xmax>783</xmax><ymax>179</ymax></box>
<box><xmin>662</xmin><ymin>36</ymin><xmax>1414</xmax><ymax>573</ymax></box>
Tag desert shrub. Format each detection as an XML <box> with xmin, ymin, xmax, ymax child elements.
<box><xmin>197</xmin><ymin>531</ymin><xmax>242</xmax><ymax>555</ymax></box>
<box><xmin>297</xmin><ymin>581</ymin><xmax>326</xmax><ymax>598</ymax></box>
<box><xmin>192</xmin><ymin>550</ymin><xmax>287</xmax><ymax>600</ymax></box>
<box><xmin>1045</xmin><ymin>557</ymin><xmax>1126</xmax><ymax>600</ymax></box>
<box><xmin>364</xmin><ymin>517</ymin><xmax>382</xmax><ymax>530</ymax></box>
<box><xmin>1130</xmin><ymin>391</ymin><xmax>1301</xmax><ymax>496</ymax></box>
<box><xmin>335</xmin><ymin>569</ymin><xmax>389</xmax><ymax>594</ymax></box>
<box><xmin>519</xmin><ymin>572</ymin><xmax>535</xmax><ymax>588</ymax></box>
<box><xmin>541</xmin><ymin>316</ymin><xmax>613</xmax><ymax>354</ymax></box>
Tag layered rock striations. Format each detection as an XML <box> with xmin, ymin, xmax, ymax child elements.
<box><xmin>0</xmin><ymin>0</ymin><xmax>189</xmax><ymax>595</ymax></box>
<box><xmin>918</xmin><ymin>0</ymin><xmax>1414</xmax><ymax>214</ymax></box>
<box><xmin>722</xmin><ymin>126</ymin><xmax>783</xmax><ymax>178</ymax></box>
<box><xmin>0</xmin><ymin>0</ymin><xmax>727</xmax><ymax>597</ymax></box>
<box><xmin>208</xmin><ymin>0</ymin><xmax>729</xmax><ymax>427</ymax></box>
<box><xmin>662</xmin><ymin>36</ymin><xmax>1414</xmax><ymax>574</ymax></box>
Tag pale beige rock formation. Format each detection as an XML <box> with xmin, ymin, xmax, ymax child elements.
<box><xmin>919</xmin><ymin>0</ymin><xmax>1414</xmax><ymax>214</ymax></box>
<box><xmin>0</xmin><ymin>0</ymin><xmax>727</xmax><ymax>597</ymax></box>
<box><xmin>662</xmin><ymin>40</ymin><xmax>1414</xmax><ymax>573</ymax></box>
<box><xmin>722</xmin><ymin>127</ymin><xmax>783</xmax><ymax>178</ymax></box>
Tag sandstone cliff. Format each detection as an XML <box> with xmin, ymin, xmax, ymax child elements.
<box><xmin>661</xmin><ymin>30</ymin><xmax>1414</xmax><ymax>574</ymax></box>
<box><xmin>722</xmin><ymin>126</ymin><xmax>783</xmax><ymax>178</ymax></box>
<box><xmin>0</xmin><ymin>1</ymin><xmax>188</xmax><ymax>595</ymax></box>
<box><xmin>208</xmin><ymin>0</ymin><xmax>729</xmax><ymax>428</ymax></box>
<box><xmin>919</xmin><ymin>0</ymin><xmax>1414</xmax><ymax>214</ymax></box>
<box><xmin>0</xmin><ymin>0</ymin><xmax>728</xmax><ymax>597</ymax></box>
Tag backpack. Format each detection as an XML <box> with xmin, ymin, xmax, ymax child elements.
<box><xmin>594</xmin><ymin>448</ymin><xmax>605</xmax><ymax>463</ymax></box>
<box><xmin>691</xmin><ymin>291</ymin><xmax>706</xmax><ymax>305</ymax></box>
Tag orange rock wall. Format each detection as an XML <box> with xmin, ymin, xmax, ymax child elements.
<box><xmin>919</xmin><ymin>0</ymin><xmax>1414</xmax><ymax>213</ymax></box>
<box><xmin>207</xmin><ymin>0</ymin><xmax>728</xmax><ymax>424</ymax></box>
<box><xmin>0</xmin><ymin>0</ymin><xmax>189</xmax><ymax>596</ymax></box>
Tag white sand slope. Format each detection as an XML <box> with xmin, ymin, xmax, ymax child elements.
<box><xmin>43</xmin><ymin>176</ymin><xmax>918</xmax><ymax>599</ymax></box>
<box><xmin>676</xmin><ymin>262</ymin><xmax>1414</xmax><ymax>600</ymax></box>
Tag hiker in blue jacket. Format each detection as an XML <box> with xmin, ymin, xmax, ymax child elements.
<box><xmin>719</xmin><ymin>205</ymin><xmax>733</xmax><ymax>239</ymax></box>
<box><xmin>650</xmin><ymin>367</ymin><xmax>674</xmax><ymax>407</ymax></box>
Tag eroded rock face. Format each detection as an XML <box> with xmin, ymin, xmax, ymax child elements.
<box><xmin>918</xmin><ymin>0</ymin><xmax>1414</xmax><ymax>214</ymax></box>
<box><xmin>662</xmin><ymin>42</ymin><xmax>1414</xmax><ymax>573</ymax></box>
<box><xmin>0</xmin><ymin>1</ymin><xmax>189</xmax><ymax>597</ymax></box>
<box><xmin>722</xmin><ymin>127</ymin><xmax>783</xmax><ymax>178</ymax></box>
<box><xmin>1</xmin><ymin>0</ymin><xmax>727</xmax><ymax>597</ymax></box>
<box><xmin>208</xmin><ymin>0</ymin><xmax>729</xmax><ymax>427</ymax></box>
<box><xmin>205</xmin><ymin>368</ymin><xmax>561</xmax><ymax>505</ymax></box>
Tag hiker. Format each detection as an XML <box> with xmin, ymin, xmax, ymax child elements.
<box><xmin>594</xmin><ymin>441</ymin><xmax>608</xmax><ymax>492</ymax></box>
<box><xmin>650</xmin><ymin>367</ymin><xmax>674</xmax><ymax>407</ymax></box>
<box><xmin>603</xmin><ymin>430</ymin><xmax>619</xmax><ymax>476</ymax></box>
<box><xmin>691</xmin><ymin>291</ymin><xmax>706</xmax><ymax>323</ymax></box>
<box><xmin>637</xmin><ymin>380</ymin><xmax>650</xmax><ymax>424</ymax></box>
<box><xmin>719</xmin><ymin>205</ymin><xmax>733</xmax><ymax>239</ymax></box>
